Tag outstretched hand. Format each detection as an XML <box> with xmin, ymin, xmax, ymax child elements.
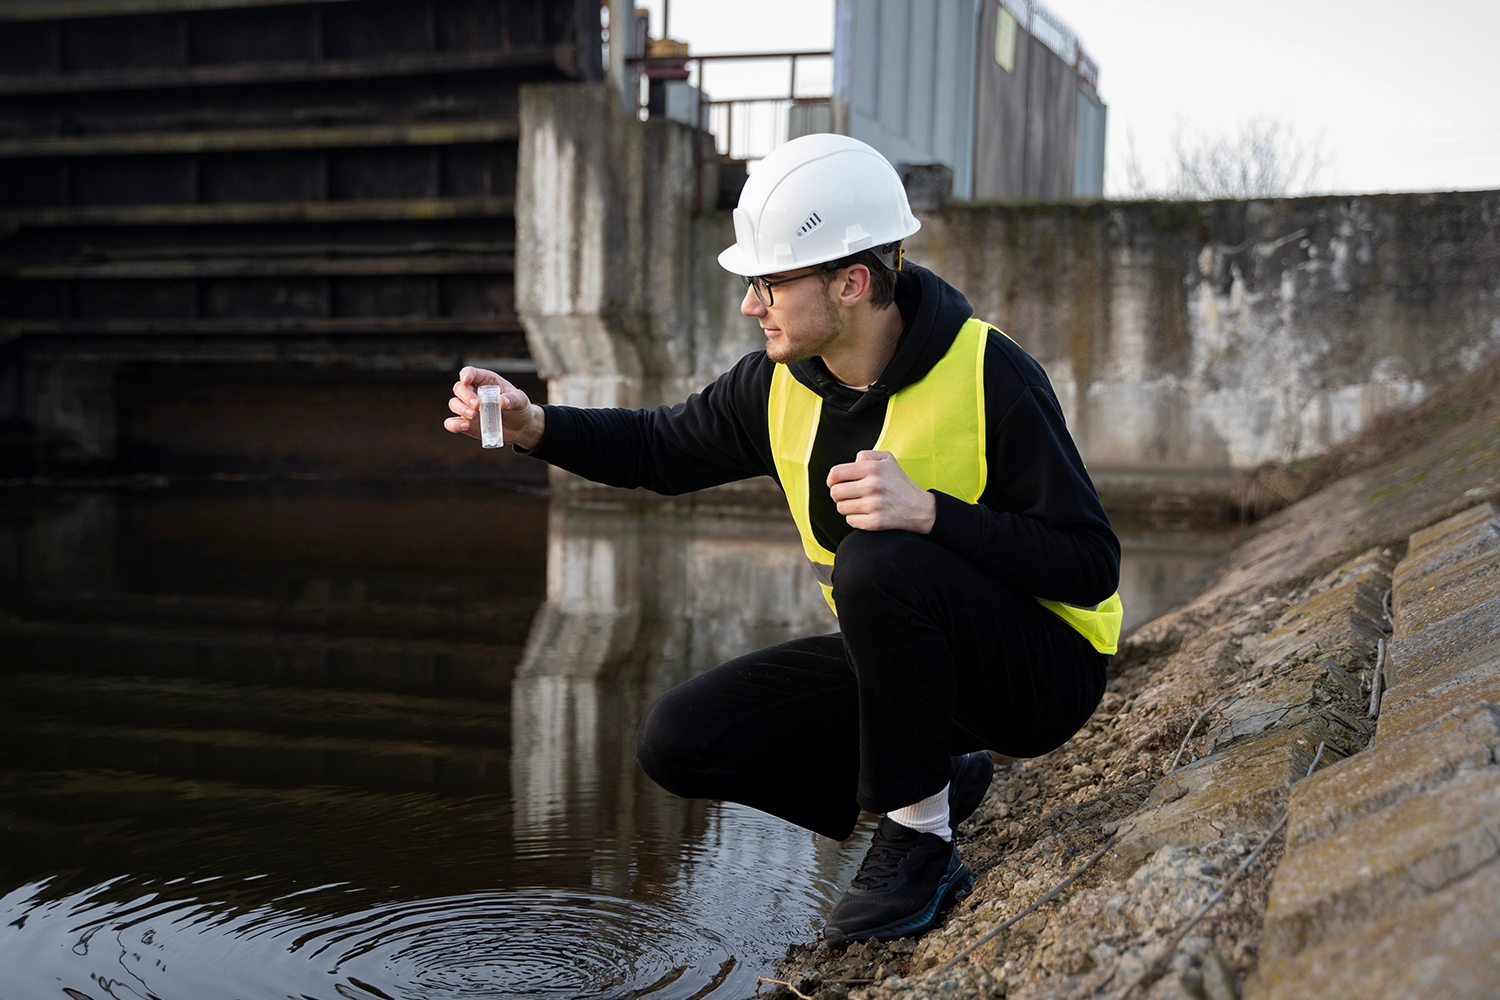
<box><xmin>826</xmin><ymin>450</ymin><xmax>936</xmax><ymax>534</ymax></box>
<box><xmin>444</xmin><ymin>366</ymin><xmax>546</xmax><ymax>449</ymax></box>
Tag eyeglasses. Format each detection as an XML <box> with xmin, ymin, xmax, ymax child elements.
<box><xmin>743</xmin><ymin>263</ymin><xmax>840</xmax><ymax>308</ymax></box>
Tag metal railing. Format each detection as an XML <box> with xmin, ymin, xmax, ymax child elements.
<box><xmin>626</xmin><ymin>50</ymin><xmax>833</xmax><ymax>162</ymax></box>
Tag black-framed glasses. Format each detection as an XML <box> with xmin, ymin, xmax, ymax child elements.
<box><xmin>743</xmin><ymin>263</ymin><xmax>839</xmax><ymax>308</ymax></box>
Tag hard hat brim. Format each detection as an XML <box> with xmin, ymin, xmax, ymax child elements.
<box><xmin>717</xmin><ymin>242</ymin><xmax>775</xmax><ymax>278</ymax></box>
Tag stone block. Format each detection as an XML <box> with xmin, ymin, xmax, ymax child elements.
<box><xmin>1259</xmin><ymin>769</ymin><xmax>1500</xmax><ymax>962</ymax></box>
<box><xmin>1249</xmin><ymin>577</ymin><xmax>1386</xmax><ymax>672</ymax></box>
<box><xmin>1305</xmin><ymin>546</ymin><xmax>1397</xmax><ymax>597</ymax></box>
<box><xmin>1378</xmin><ymin>642</ymin><xmax>1500</xmax><ymax>741</ymax></box>
<box><xmin>1207</xmin><ymin>660</ymin><xmax>1368</xmax><ymax>754</ymax></box>
<box><xmin>1116</xmin><ymin>721</ymin><xmax>1339</xmax><ymax>865</ymax></box>
<box><xmin>1287</xmin><ymin>701</ymin><xmax>1500</xmax><ymax>847</ymax></box>
<box><xmin>1385</xmin><ymin>597</ymin><xmax>1500</xmax><ymax>689</ymax></box>
<box><xmin>1246</xmin><ymin>852</ymin><xmax>1500</xmax><ymax>1000</ymax></box>
<box><xmin>1405</xmin><ymin>501</ymin><xmax>1500</xmax><ymax>554</ymax></box>
<box><xmin>1392</xmin><ymin>549</ymin><xmax>1500</xmax><ymax>637</ymax></box>
<box><xmin>1392</xmin><ymin>518</ymin><xmax>1500</xmax><ymax>601</ymax></box>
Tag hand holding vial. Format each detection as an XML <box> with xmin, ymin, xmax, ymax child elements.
<box><xmin>444</xmin><ymin>366</ymin><xmax>547</xmax><ymax>450</ymax></box>
<box><xmin>477</xmin><ymin>385</ymin><xmax>503</xmax><ymax>448</ymax></box>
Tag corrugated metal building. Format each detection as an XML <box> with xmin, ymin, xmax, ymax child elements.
<box><xmin>833</xmin><ymin>0</ymin><xmax>1106</xmax><ymax>201</ymax></box>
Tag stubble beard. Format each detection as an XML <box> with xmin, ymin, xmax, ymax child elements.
<box><xmin>765</xmin><ymin>290</ymin><xmax>845</xmax><ymax>365</ymax></box>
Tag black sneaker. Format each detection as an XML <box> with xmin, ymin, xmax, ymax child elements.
<box><xmin>824</xmin><ymin>818</ymin><xmax>974</xmax><ymax>947</ymax></box>
<box><xmin>949</xmin><ymin>752</ymin><xmax>994</xmax><ymax>827</ymax></box>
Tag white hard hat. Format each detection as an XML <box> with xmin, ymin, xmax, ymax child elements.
<box><xmin>717</xmin><ymin>134</ymin><xmax>921</xmax><ymax>277</ymax></box>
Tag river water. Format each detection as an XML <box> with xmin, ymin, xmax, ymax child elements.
<box><xmin>0</xmin><ymin>482</ymin><xmax>1235</xmax><ymax>1000</ymax></box>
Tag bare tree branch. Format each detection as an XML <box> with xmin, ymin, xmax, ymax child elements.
<box><xmin>1122</xmin><ymin>117</ymin><xmax>1331</xmax><ymax>200</ymax></box>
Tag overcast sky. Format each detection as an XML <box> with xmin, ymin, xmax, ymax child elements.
<box><xmin>629</xmin><ymin>0</ymin><xmax>1500</xmax><ymax>197</ymax></box>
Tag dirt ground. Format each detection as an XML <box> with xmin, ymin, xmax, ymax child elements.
<box><xmin>765</xmin><ymin>587</ymin><xmax>1305</xmax><ymax>1000</ymax></box>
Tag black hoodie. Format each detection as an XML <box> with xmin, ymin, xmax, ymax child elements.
<box><xmin>528</xmin><ymin>264</ymin><xmax>1120</xmax><ymax>607</ymax></box>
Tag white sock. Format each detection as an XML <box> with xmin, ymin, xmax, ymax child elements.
<box><xmin>887</xmin><ymin>784</ymin><xmax>951</xmax><ymax>841</ymax></box>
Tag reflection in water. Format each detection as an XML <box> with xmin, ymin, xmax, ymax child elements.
<box><xmin>0</xmin><ymin>484</ymin><xmax>860</xmax><ymax>1000</ymax></box>
<box><xmin>0</xmin><ymin>483</ymin><xmax>1231</xmax><ymax>999</ymax></box>
<box><xmin>1116</xmin><ymin>524</ymin><xmax>1243</xmax><ymax>634</ymax></box>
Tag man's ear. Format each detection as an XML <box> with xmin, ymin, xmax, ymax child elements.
<box><xmin>836</xmin><ymin>264</ymin><xmax>872</xmax><ymax>307</ymax></box>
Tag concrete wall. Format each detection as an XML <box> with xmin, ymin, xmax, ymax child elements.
<box><xmin>515</xmin><ymin>83</ymin><xmax>750</xmax><ymax>415</ymax></box>
<box><xmin>515</xmin><ymin>84</ymin><xmax>1500</xmax><ymax>500</ymax></box>
<box><xmin>907</xmin><ymin>194</ymin><xmax>1500</xmax><ymax>483</ymax></box>
<box><xmin>516</xmin><ymin>84</ymin><xmax>743</xmax><ymax>411</ymax></box>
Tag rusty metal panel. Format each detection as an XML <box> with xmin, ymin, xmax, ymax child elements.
<box><xmin>0</xmin><ymin>0</ymin><xmax>601</xmax><ymax>481</ymax></box>
<box><xmin>72</xmin><ymin>156</ymin><xmax>198</xmax><ymax>205</ymax></box>
<box><xmin>189</xmin><ymin>6</ymin><xmax>319</xmax><ymax>64</ymax></box>
<box><xmin>61</xmin><ymin>13</ymin><xmax>186</xmax><ymax>70</ymax></box>
<box><xmin>0</xmin><ymin>23</ymin><xmax>61</xmax><ymax>73</ymax></box>
<box><xmin>322</xmin><ymin>1</ymin><xmax>436</xmax><ymax>58</ymax></box>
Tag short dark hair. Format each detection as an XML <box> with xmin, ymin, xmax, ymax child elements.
<box><xmin>821</xmin><ymin>244</ymin><xmax>900</xmax><ymax>308</ymax></box>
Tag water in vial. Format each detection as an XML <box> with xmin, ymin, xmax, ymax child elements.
<box><xmin>479</xmin><ymin>385</ymin><xmax>503</xmax><ymax>449</ymax></box>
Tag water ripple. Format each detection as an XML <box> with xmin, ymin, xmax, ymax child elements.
<box><xmin>2</xmin><ymin>880</ymin><xmax>740</xmax><ymax>1000</ymax></box>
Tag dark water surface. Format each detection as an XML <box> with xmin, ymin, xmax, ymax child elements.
<box><xmin>0</xmin><ymin>483</ymin><xmax>1233</xmax><ymax>1000</ymax></box>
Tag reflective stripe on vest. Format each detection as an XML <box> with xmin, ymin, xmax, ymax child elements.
<box><xmin>767</xmin><ymin>316</ymin><xmax>1124</xmax><ymax>655</ymax></box>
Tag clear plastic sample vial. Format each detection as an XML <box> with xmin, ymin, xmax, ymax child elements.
<box><xmin>478</xmin><ymin>385</ymin><xmax>504</xmax><ymax>449</ymax></box>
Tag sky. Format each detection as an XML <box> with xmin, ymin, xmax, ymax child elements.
<box><xmin>628</xmin><ymin>0</ymin><xmax>1500</xmax><ymax>197</ymax></box>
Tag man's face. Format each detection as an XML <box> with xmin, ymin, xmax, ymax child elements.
<box><xmin>741</xmin><ymin>267</ymin><xmax>846</xmax><ymax>365</ymax></box>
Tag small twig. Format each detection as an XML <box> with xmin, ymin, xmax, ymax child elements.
<box><xmin>933</xmin><ymin>829</ymin><xmax>1124</xmax><ymax>977</ymax></box>
<box><xmin>1382</xmin><ymin>587</ymin><xmax>1392</xmax><ymax>623</ymax></box>
<box><xmin>1115</xmin><ymin>742</ymin><xmax>1328</xmax><ymax>999</ymax></box>
<box><xmin>1368</xmin><ymin>638</ymin><xmax>1386</xmax><ymax>719</ymax></box>
<box><xmin>756</xmin><ymin>978</ymin><xmax>813</xmax><ymax>1000</ymax></box>
<box><xmin>1168</xmin><ymin>694</ymin><xmax>1233</xmax><ymax>773</ymax></box>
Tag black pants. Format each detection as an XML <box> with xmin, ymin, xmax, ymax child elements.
<box><xmin>634</xmin><ymin>530</ymin><xmax>1109</xmax><ymax>841</ymax></box>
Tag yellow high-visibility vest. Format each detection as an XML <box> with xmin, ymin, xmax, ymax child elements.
<box><xmin>767</xmin><ymin>316</ymin><xmax>1124</xmax><ymax>655</ymax></box>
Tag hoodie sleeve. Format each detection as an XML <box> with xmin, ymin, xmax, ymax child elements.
<box><xmin>524</xmin><ymin>352</ymin><xmax>777</xmax><ymax>494</ymax></box>
<box><xmin>925</xmin><ymin>334</ymin><xmax>1121</xmax><ymax>607</ymax></box>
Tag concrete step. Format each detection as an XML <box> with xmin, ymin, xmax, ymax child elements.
<box><xmin>1114</xmin><ymin>719</ymin><xmax>1346</xmax><ymax>866</ymax></box>
<box><xmin>1404</xmin><ymin>501</ymin><xmax>1500</xmax><ymax>555</ymax></box>
<box><xmin>1378</xmin><ymin>642</ymin><xmax>1500</xmax><ymax>742</ymax></box>
<box><xmin>1260</xmin><ymin>768</ymin><xmax>1500</xmax><ymax>962</ymax></box>
<box><xmin>1246</xmin><ymin>573</ymin><xmax>1388</xmax><ymax>675</ymax></box>
<box><xmin>1253</xmin><ymin>503</ymin><xmax>1500</xmax><ymax>994</ymax></box>
<box><xmin>1392</xmin><ymin>548</ymin><xmax>1500</xmax><ymax>640</ymax></box>
<box><xmin>1248</xmin><ymin>852</ymin><xmax>1500</xmax><ymax>1000</ymax></box>
<box><xmin>0</xmin><ymin>196</ymin><xmax>515</xmax><ymax>229</ymax></box>
<box><xmin>0</xmin><ymin>45</ymin><xmax>566</xmax><ymax>97</ymax></box>
<box><xmin>0</xmin><ymin>119</ymin><xmax>520</xmax><ymax>159</ymax></box>
<box><xmin>1386</xmin><ymin>596</ymin><xmax>1500</xmax><ymax>690</ymax></box>
<box><xmin>1288</xmin><ymin>700</ymin><xmax>1500</xmax><ymax>848</ymax></box>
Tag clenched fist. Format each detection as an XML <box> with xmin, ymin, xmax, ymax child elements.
<box><xmin>826</xmin><ymin>450</ymin><xmax>936</xmax><ymax>534</ymax></box>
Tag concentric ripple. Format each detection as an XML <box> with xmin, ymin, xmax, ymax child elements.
<box><xmin>0</xmin><ymin>880</ymin><xmax>742</xmax><ymax>1000</ymax></box>
<box><xmin>303</xmin><ymin>890</ymin><xmax>737</xmax><ymax>999</ymax></box>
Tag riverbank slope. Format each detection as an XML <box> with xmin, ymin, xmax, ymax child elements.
<box><xmin>770</xmin><ymin>355</ymin><xmax>1500</xmax><ymax>1000</ymax></box>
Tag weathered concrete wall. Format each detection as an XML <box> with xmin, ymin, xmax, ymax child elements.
<box><xmin>516</xmin><ymin>84</ymin><xmax>745</xmax><ymax>412</ymax></box>
<box><xmin>516</xmin><ymin>84</ymin><xmax>1500</xmax><ymax>497</ymax></box>
<box><xmin>906</xmin><ymin>195</ymin><xmax>1500</xmax><ymax>481</ymax></box>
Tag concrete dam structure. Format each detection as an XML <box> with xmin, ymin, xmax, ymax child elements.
<box><xmin>516</xmin><ymin>83</ymin><xmax>1500</xmax><ymax>508</ymax></box>
<box><xmin>0</xmin><ymin>0</ymin><xmax>604</xmax><ymax>482</ymax></box>
<box><xmin>6</xmin><ymin>52</ymin><xmax>1498</xmax><ymax>495</ymax></box>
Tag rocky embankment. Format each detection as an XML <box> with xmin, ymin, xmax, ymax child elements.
<box><xmin>768</xmin><ymin>365</ymin><xmax>1500</xmax><ymax>1000</ymax></box>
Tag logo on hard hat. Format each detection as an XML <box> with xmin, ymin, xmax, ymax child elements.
<box><xmin>795</xmin><ymin>212</ymin><xmax>824</xmax><ymax>239</ymax></box>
